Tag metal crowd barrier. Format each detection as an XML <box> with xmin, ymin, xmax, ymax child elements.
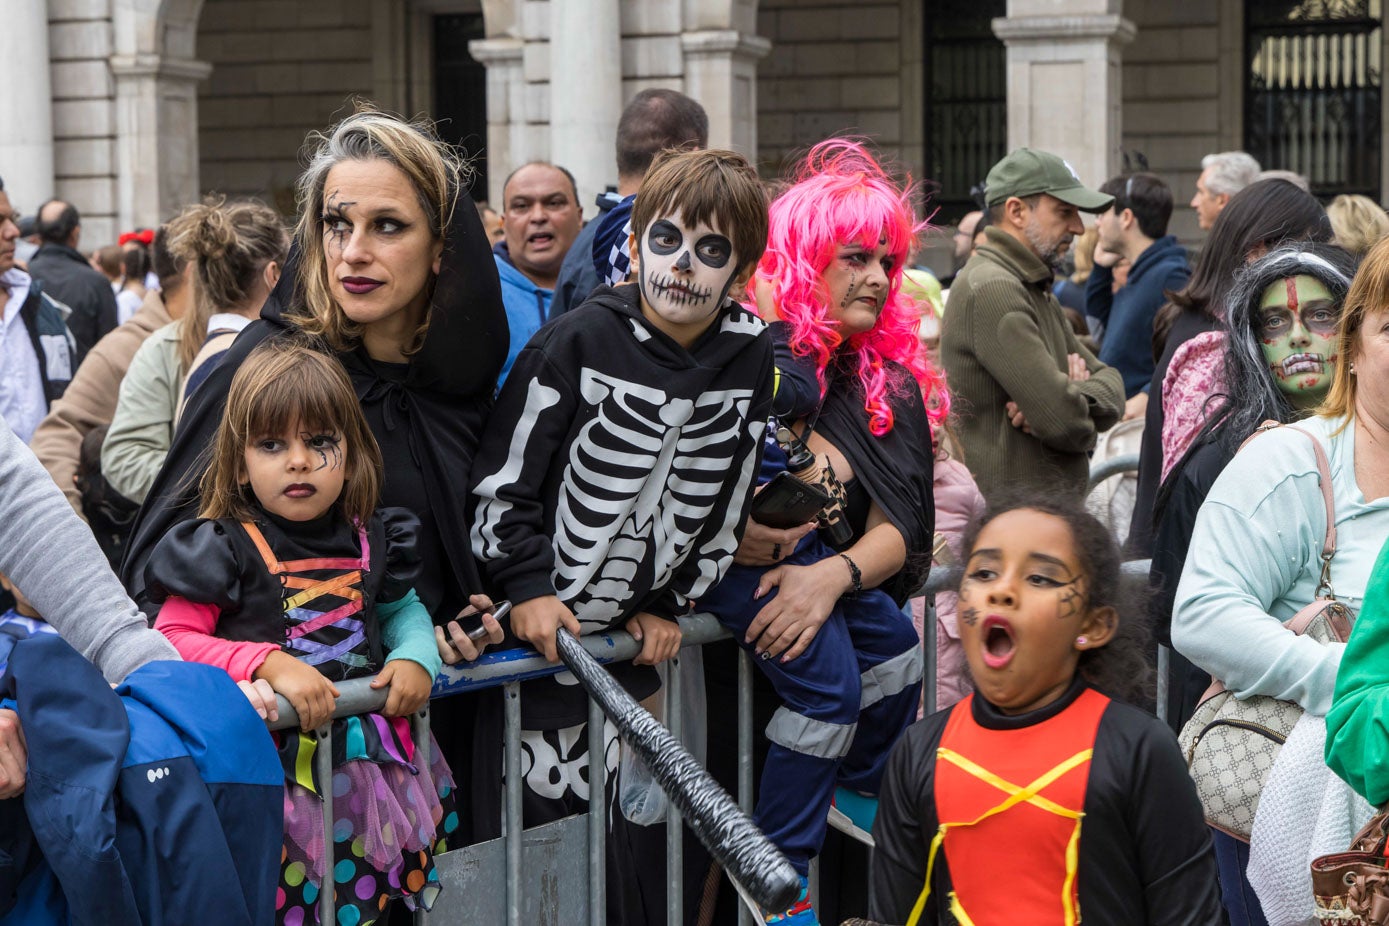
<box><xmin>1088</xmin><ymin>452</ymin><xmax>1141</xmax><ymax>494</ymax></box>
<box><xmin>266</xmin><ymin>559</ymin><xmax>1158</xmax><ymax>925</ymax></box>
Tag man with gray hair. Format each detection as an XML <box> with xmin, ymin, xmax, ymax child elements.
<box><xmin>1190</xmin><ymin>151</ymin><xmax>1262</xmax><ymax>230</ymax></box>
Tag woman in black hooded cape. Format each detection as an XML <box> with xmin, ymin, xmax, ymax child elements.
<box><xmin>121</xmin><ymin>109</ymin><xmax>510</xmax><ymax>843</ymax></box>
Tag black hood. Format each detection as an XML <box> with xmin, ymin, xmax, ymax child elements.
<box><xmin>257</xmin><ymin>187</ymin><xmax>507</xmax><ymax>399</ymax></box>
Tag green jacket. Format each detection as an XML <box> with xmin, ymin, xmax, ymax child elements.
<box><xmin>1326</xmin><ymin>538</ymin><xmax>1389</xmax><ymax>806</ymax></box>
<box><xmin>940</xmin><ymin>227</ymin><xmax>1124</xmax><ymax>498</ymax></box>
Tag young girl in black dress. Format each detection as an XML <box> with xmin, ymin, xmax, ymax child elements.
<box><xmin>148</xmin><ymin>338</ymin><xmax>457</xmax><ymax>925</ymax></box>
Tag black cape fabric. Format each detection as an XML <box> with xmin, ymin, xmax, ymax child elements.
<box><xmin>119</xmin><ymin>182</ymin><xmax>510</xmax><ymax>843</ymax></box>
<box><xmin>815</xmin><ymin>361</ymin><xmax>937</xmax><ymax>602</ymax></box>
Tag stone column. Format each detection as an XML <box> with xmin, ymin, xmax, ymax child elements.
<box><xmin>993</xmin><ymin>1</ymin><xmax>1135</xmax><ymax>188</ymax></box>
<box><xmin>110</xmin><ymin>55</ymin><xmax>213</xmax><ymax>230</ymax></box>
<box><xmin>0</xmin><ymin>1</ymin><xmax>55</xmax><ymax>205</ymax></box>
<box><xmin>681</xmin><ymin>30</ymin><xmax>771</xmax><ymax>156</ymax></box>
<box><xmin>549</xmin><ymin>0</ymin><xmax>622</xmax><ymax>210</ymax></box>
<box><xmin>469</xmin><ymin>37</ymin><xmax>526</xmax><ymax>208</ymax></box>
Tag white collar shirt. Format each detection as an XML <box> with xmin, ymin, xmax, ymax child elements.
<box><xmin>0</xmin><ymin>269</ymin><xmax>49</xmax><ymax>444</ymax></box>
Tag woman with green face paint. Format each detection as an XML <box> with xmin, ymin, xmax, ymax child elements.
<box><xmin>1162</xmin><ymin>242</ymin><xmax>1379</xmax><ymax>926</ymax></box>
<box><xmin>1152</xmin><ymin>243</ymin><xmax>1358</xmax><ymax>735</ymax></box>
<box><xmin>1258</xmin><ymin>274</ymin><xmax>1340</xmax><ymax>407</ymax></box>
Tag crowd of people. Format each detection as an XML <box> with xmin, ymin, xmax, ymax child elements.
<box><xmin>3</xmin><ymin>87</ymin><xmax>1389</xmax><ymax>926</ymax></box>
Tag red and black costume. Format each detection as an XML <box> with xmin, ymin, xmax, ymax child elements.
<box><xmin>869</xmin><ymin>677</ymin><xmax>1222</xmax><ymax>925</ymax></box>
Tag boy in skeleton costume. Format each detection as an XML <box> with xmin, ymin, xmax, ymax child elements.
<box><xmin>468</xmin><ymin>148</ymin><xmax>773</xmax><ymax>922</ymax></box>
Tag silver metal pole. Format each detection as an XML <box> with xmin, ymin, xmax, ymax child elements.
<box><xmin>316</xmin><ymin>722</ymin><xmax>335</xmax><ymax>925</ymax></box>
<box><xmin>413</xmin><ymin>707</ymin><xmax>431</xmax><ymax>926</ymax></box>
<box><xmin>1156</xmin><ymin>644</ymin><xmax>1170</xmax><ymax>725</ymax></box>
<box><xmin>922</xmin><ymin>595</ymin><xmax>937</xmax><ymax>717</ymax></box>
<box><xmin>505</xmin><ymin>682</ymin><xmax>523</xmax><ymax>926</ymax></box>
<box><xmin>588</xmin><ymin>694</ymin><xmax>606</xmax><ymax>926</ymax></box>
<box><xmin>738</xmin><ymin>647</ymin><xmax>756</xmax><ymax>926</ymax></box>
<box><xmin>666</xmin><ymin>658</ymin><xmax>684</xmax><ymax>926</ymax></box>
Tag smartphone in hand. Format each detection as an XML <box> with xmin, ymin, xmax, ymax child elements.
<box><xmin>454</xmin><ymin>600</ymin><xmax>511</xmax><ymax>645</ymax></box>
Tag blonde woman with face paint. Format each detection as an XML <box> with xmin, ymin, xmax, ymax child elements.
<box><xmin>120</xmin><ymin>107</ymin><xmax>512</xmax><ymax>848</ymax></box>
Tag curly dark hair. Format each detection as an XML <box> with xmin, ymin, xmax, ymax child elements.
<box><xmin>961</xmin><ymin>492</ymin><xmax>1153</xmax><ymax>706</ymax></box>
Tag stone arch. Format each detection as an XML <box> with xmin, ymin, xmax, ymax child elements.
<box><xmin>111</xmin><ymin>0</ymin><xmax>211</xmax><ymax>229</ymax></box>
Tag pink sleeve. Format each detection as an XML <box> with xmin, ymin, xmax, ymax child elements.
<box><xmin>1160</xmin><ymin>331</ymin><xmax>1228</xmax><ymax>483</ymax></box>
<box><xmin>154</xmin><ymin>596</ymin><xmax>278</xmax><ymax>682</ymax></box>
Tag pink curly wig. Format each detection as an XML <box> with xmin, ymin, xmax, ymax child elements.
<box><xmin>756</xmin><ymin>139</ymin><xmax>949</xmax><ymax>436</ymax></box>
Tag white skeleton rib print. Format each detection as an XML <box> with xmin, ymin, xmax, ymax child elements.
<box><xmin>554</xmin><ymin>368</ymin><xmax>757</xmax><ymax>631</ymax></box>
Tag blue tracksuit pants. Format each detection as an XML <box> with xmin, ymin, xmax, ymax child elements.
<box><xmin>700</xmin><ymin>532</ymin><xmax>922</xmax><ymax>875</ymax></box>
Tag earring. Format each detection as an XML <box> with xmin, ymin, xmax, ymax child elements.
<box><xmin>1351</xmin><ymin>363</ymin><xmax>1358</xmax><ymax>375</ymax></box>
<box><xmin>1076</xmin><ymin>636</ymin><xmax>1088</xmax><ymax>646</ymax></box>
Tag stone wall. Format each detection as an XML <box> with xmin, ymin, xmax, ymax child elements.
<box><xmin>196</xmin><ymin>0</ymin><xmax>378</xmax><ymax>211</ymax></box>
<box><xmin>755</xmin><ymin>0</ymin><xmax>911</xmax><ymax>176</ymax></box>
<box><xmin>473</xmin><ymin>0</ymin><xmax>704</xmax><ymax>207</ymax></box>
<box><xmin>49</xmin><ymin>0</ymin><xmax>118</xmax><ymax>247</ymax></box>
<box><xmin>1120</xmin><ymin>0</ymin><xmax>1230</xmax><ymax>244</ymax></box>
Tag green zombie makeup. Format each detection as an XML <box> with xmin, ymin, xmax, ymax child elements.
<box><xmin>1257</xmin><ymin>275</ymin><xmax>1340</xmax><ymax>408</ymax></box>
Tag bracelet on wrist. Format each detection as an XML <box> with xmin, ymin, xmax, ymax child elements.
<box><xmin>839</xmin><ymin>553</ymin><xmax>863</xmax><ymax>594</ymax></box>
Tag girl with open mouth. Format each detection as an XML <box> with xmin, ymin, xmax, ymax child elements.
<box><xmin>868</xmin><ymin>496</ymin><xmax>1223</xmax><ymax>925</ymax></box>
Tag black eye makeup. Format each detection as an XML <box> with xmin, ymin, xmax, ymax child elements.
<box><xmin>648</xmin><ymin>220</ymin><xmax>683</xmax><ymax>256</ymax></box>
<box><xmin>694</xmin><ymin>234</ymin><xmax>733</xmax><ymax>269</ymax></box>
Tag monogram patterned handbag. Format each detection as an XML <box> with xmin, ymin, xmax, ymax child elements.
<box><xmin>1176</xmin><ymin>424</ymin><xmax>1352</xmax><ymax>842</ymax></box>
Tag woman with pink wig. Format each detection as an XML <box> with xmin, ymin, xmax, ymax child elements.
<box><xmin>699</xmin><ymin>140</ymin><xmax>941</xmax><ymax>925</ymax></box>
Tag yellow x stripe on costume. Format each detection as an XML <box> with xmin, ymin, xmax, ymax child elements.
<box><xmin>907</xmin><ymin>746</ymin><xmax>1093</xmax><ymax>926</ymax></box>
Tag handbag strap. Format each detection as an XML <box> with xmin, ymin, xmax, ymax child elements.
<box><xmin>1241</xmin><ymin>420</ymin><xmax>1337</xmax><ymax>597</ymax></box>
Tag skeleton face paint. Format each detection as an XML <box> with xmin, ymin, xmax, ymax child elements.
<box><xmin>1257</xmin><ymin>274</ymin><xmax>1340</xmax><ymax>408</ymax></box>
<box><xmin>636</xmin><ymin>210</ymin><xmax>739</xmax><ymax>346</ymax></box>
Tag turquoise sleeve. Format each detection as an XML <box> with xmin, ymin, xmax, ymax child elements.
<box><xmin>377</xmin><ymin>588</ymin><xmax>443</xmax><ymax>679</ymax></box>
<box><xmin>1326</xmin><ymin>539</ymin><xmax>1389</xmax><ymax>806</ymax></box>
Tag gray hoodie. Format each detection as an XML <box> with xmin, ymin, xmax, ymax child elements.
<box><xmin>0</xmin><ymin>416</ymin><xmax>178</xmax><ymax>682</ymax></box>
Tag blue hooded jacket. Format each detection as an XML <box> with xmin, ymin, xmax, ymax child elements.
<box><xmin>493</xmin><ymin>244</ymin><xmax>555</xmax><ymax>387</ymax></box>
<box><xmin>1085</xmin><ymin>234</ymin><xmax>1191</xmax><ymax>397</ymax></box>
<box><xmin>0</xmin><ymin>635</ymin><xmax>282</xmax><ymax>926</ymax></box>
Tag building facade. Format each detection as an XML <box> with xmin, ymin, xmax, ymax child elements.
<box><xmin>2</xmin><ymin>0</ymin><xmax>1381</xmax><ymax>252</ymax></box>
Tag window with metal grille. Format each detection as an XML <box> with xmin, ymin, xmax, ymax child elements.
<box><xmin>434</xmin><ymin>13</ymin><xmax>489</xmax><ymax>202</ymax></box>
<box><xmin>923</xmin><ymin>0</ymin><xmax>1007</xmax><ymax>223</ymax></box>
<box><xmin>1245</xmin><ymin>0</ymin><xmax>1382</xmax><ymax>200</ymax></box>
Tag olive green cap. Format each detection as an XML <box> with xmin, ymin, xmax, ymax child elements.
<box><xmin>984</xmin><ymin>148</ymin><xmax>1114</xmax><ymax>212</ymax></box>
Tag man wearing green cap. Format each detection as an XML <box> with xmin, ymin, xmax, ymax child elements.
<box><xmin>941</xmin><ymin>147</ymin><xmax>1126</xmax><ymax>498</ymax></box>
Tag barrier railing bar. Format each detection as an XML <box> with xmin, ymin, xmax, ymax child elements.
<box><xmin>666</xmin><ymin>657</ymin><xmax>684</xmax><ymax>926</ymax></box>
<box><xmin>1156</xmin><ymin>646</ymin><xmax>1170</xmax><ymax>724</ymax></box>
<box><xmin>504</xmin><ymin>682</ymin><xmax>522</xmax><ymax>926</ymax></box>
<box><xmin>738</xmin><ymin>648</ymin><xmax>757</xmax><ymax>926</ymax></box>
<box><xmin>921</xmin><ymin>594</ymin><xmax>937</xmax><ymax>718</ymax></box>
<box><xmin>588</xmin><ymin>694</ymin><xmax>606</xmax><ymax>926</ymax></box>
<box><xmin>412</xmin><ymin>708</ymin><xmax>431</xmax><ymax>926</ymax></box>
<box><xmin>1088</xmin><ymin>453</ymin><xmax>1141</xmax><ymax>492</ymax></box>
<box><xmin>316</xmin><ymin>722</ymin><xmax>335</xmax><ymax>926</ymax></box>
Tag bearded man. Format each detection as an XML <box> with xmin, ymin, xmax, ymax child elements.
<box><xmin>941</xmin><ymin>148</ymin><xmax>1125</xmax><ymax>499</ymax></box>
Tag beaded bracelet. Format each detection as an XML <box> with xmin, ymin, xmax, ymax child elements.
<box><xmin>840</xmin><ymin>553</ymin><xmax>863</xmax><ymax>594</ymax></box>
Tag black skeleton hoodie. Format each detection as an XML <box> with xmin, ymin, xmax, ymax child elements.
<box><xmin>469</xmin><ymin>283</ymin><xmax>773</xmax><ymax>724</ymax></box>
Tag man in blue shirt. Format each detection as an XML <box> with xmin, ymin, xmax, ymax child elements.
<box><xmin>493</xmin><ymin>161</ymin><xmax>582</xmax><ymax>385</ymax></box>
<box><xmin>1086</xmin><ymin>172</ymin><xmax>1191</xmax><ymax>419</ymax></box>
